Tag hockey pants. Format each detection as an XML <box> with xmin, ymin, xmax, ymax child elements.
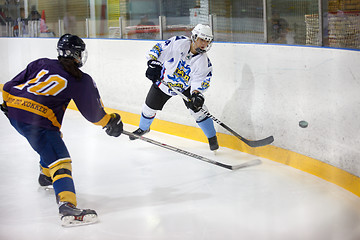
<box><xmin>139</xmin><ymin>84</ymin><xmax>216</xmax><ymax>139</ymax></box>
<box><xmin>9</xmin><ymin>118</ymin><xmax>77</xmax><ymax>206</ymax></box>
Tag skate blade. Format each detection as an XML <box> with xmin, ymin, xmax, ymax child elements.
<box><xmin>40</xmin><ymin>185</ymin><xmax>54</xmax><ymax>190</ymax></box>
<box><xmin>38</xmin><ymin>185</ymin><xmax>54</xmax><ymax>194</ymax></box>
<box><xmin>61</xmin><ymin>214</ymin><xmax>98</xmax><ymax>227</ymax></box>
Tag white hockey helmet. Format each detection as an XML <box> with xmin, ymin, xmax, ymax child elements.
<box><xmin>191</xmin><ymin>24</ymin><xmax>213</xmax><ymax>53</ymax></box>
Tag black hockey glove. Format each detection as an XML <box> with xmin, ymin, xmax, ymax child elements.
<box><xmin>145</xmin><ymin>60</ymin><xmax>163</xmax><ymax>83</ymax></box>
<box><xmin>188</xmin><ymin>91</ymin><xmax>205</xmax><ymax>112</ymax></box>
<box><xmin>1</xmin><ymin>101</ymin><xmax>8</xmax><ymax>118</ymax></box>
<box><xmin>104</xmin><ymin>113</ymin><xmax>123</xmax><ymax>137</ymax></box>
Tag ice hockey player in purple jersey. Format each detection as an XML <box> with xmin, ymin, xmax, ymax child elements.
<box><xmin>130</xmin><ymin>24</ymin><xmax>219</xmax><ymax>151</ymax></box>
<box><xmin>1</xmin><ymin>34</ymin><xmax>123</xmax><ymax>226</ymax></box>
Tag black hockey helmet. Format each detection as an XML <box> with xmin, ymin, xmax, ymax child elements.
<box><xmin>57</xmin><ymin>34</ymin><xmax>87</xmax><ymax>67</ymax></box>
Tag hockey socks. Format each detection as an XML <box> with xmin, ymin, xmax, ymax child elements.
<box><xmin>129</xmin><ymin>113</ymin><xmax>153</xmax><ymax>140</ymax></box>
<box><xmin>197</xmin><ymin>117</ymin><xmax>219</xmax><ymax>151</ymax></box>
<box><xmin>197</xmin><ymin>117</ymin><xmax>216</xmax><ymax>139</ymax></box>
<box><xmin>139</xmin><ymin>112</ymin><xmax>155</xmax><ymax>131</ymax></box>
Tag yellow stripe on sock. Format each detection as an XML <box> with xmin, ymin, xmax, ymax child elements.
<box><xmin>48</xmin><ymin>158</ymin><xmax>71</xmax><ymax>169</ymax></box>
<box><xmin>52</xmin><ymin>174</ymin><xmax>73</xmax><ymax>183</ymax></box>
<box><xmin>40</xmin><ymin>166</ymin><xmax>51</xmax><ymax>177</ymax></box>
<box><xmin>49</xmin><ymin>162</ymin><xmax>72</xmax><ymax>178</ymax></box>
<box><xmin>58</xmin><ymin>191</ymin><xmax>77</xmax><ymax>207</ymax></box>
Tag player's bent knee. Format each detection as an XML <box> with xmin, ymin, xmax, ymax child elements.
<box><xmin>142</xmin><ymin>103</ymin><xmax>157</xmax><ymax>118</ymax></box>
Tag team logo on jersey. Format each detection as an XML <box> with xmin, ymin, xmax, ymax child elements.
<box><xmin>198</xmin><ymin>71</ymin><xmax>211</xmax><ymax>91</ymax></box>
<box><xmin>200</xmin><ymin>78</ymin><xmax>210</xmax><ymax>90</ymax></box>
<box><xmin>167</xmin><ymin>60</ymin><xmax>191</xmax><ymax>90</ymax></box>
<box><xmin>150</xmin><ymin>43</ymin><xmax>162</xmax><ymax>58</ymax></box>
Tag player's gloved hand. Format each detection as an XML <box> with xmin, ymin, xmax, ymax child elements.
<box><xmin>188</xmin><ymin>91</ymin><xmax>204</xmax><ymax>112</ymax></box>
<box><xmin>1</xmin><ymin>101</ymin><xmax>8</xmax><ymax>117</ymax></box>
<box><xmin>145</xmin><ymin>60</ymin><xmax>163</xmax><ymax>83</ymax></box>
<box><xmin>104</xmin><ymin>113</ymin><xmax>123</xmax><ymax>137</ymax></box>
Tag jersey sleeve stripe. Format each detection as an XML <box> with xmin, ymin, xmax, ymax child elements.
<box><xmin>93</xmin><ymin>113</ymin><xmax>111</xmax><ymax>127</ymax></box>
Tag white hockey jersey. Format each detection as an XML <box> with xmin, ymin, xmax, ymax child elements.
<box><xmin>146</xmin><ymin>36</ymin><xmax>213</xmax><ymax>96</ymax></box>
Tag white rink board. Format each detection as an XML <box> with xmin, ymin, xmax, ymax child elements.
<box><xmin>0</xmin><ymin>37</ymin><xmax>359</xmax><ymax>178</ymax></box>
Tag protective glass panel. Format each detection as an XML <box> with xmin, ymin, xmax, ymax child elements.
<box><xmin>210</xmin><ymin>0</ymin><xmax>264</xmax><ymax>43</ymax></box>
<box><xmin>0</xmin><ymin>0</ymin><xmax>359</xmax><ymax>49</ymax></box>
<box><xmin>266</xmin><ymin>0</ymin><xmax>319</xmax><ymax>46</ymax></box>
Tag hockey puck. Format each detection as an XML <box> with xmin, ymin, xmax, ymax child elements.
<box><xmin>299</xmin><ymin>120</ymin><xmax>308</xmax><ymax>128</ymax></box>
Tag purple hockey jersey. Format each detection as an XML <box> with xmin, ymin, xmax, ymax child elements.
<box><xmin>2</xmin><ymin>58</ymin><xmax>110</xmax><ymax>131</ymax></box>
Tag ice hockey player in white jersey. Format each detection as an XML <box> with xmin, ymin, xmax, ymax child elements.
<box><xmin>130</xmin><ymin>24</ymin><xmax>219</xmax><ymax>151</ymax></box>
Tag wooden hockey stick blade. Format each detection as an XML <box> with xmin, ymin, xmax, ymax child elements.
<box><xmin>217</xmin><ymin>120</ymin><xmax>274</xmax><ymax>147</ymax></box>
<box><xmin>240</xmin><ymin>135</ymin><xmax>274</xmax><ymax>148</ymax></box>
<box><xmin>216</xmin><ymin>120</ymin><xmax>274</xmax><ymax>147</ymax></box>
<box><xmin>231</xmin><ymin>159</ymin><xmax>262</xmax><ymax>170</ymax></box>
<box><xmin>123</xmin><ymin>130</ymin><xmax>248</xmax><ymax>170</ymax></box>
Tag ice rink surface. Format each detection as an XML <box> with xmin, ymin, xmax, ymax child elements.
<box><xmin>1</xmin><ymin>109</ymin><xmax>360</xmax><ymax>240</ymax></box>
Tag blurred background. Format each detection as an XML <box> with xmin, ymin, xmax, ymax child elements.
<box><xmin>0</xmin><ymin>0</ymin><xmax>359</xmax><ymax>49</ymax></box>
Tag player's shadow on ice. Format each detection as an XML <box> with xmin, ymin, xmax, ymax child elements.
<box><xmin>76</xmin><ymin>170</ymin><xmax>233</xmax><ymax>215</ymax></box>
<box><xmin>221</xmin><ymin>64</ymin><xmax>255</xmax><ymax>139</ymax></box>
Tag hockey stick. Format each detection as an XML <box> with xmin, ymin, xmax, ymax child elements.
<box><xmin>123</xmin><ymin>130</ymin><xmax>261</xmax><ymax>170</ymax></box>
<box><xmin>159</xmin><ymin>79</ymin><xmax>274</xmax><ymax>148</ymax></box>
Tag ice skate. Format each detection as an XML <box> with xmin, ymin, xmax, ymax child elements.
<box><xmin>38</xmin><ymin>173</ymin><xmax>53</xmax><ymax>190</ymax></box>
<box><xmin>129</xmin><ymin>128</ymin><xmax>150</xmax><ymax>140</ymax></box>
<box><xmin>59</xmin><ymin>202</ymin><xmax>98</xmax><ymax>227</ymax></box>
<box><xmin>208</xmin><ymin>136</ymin><xmax>219</xmax><ymax>151</ymax></box>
